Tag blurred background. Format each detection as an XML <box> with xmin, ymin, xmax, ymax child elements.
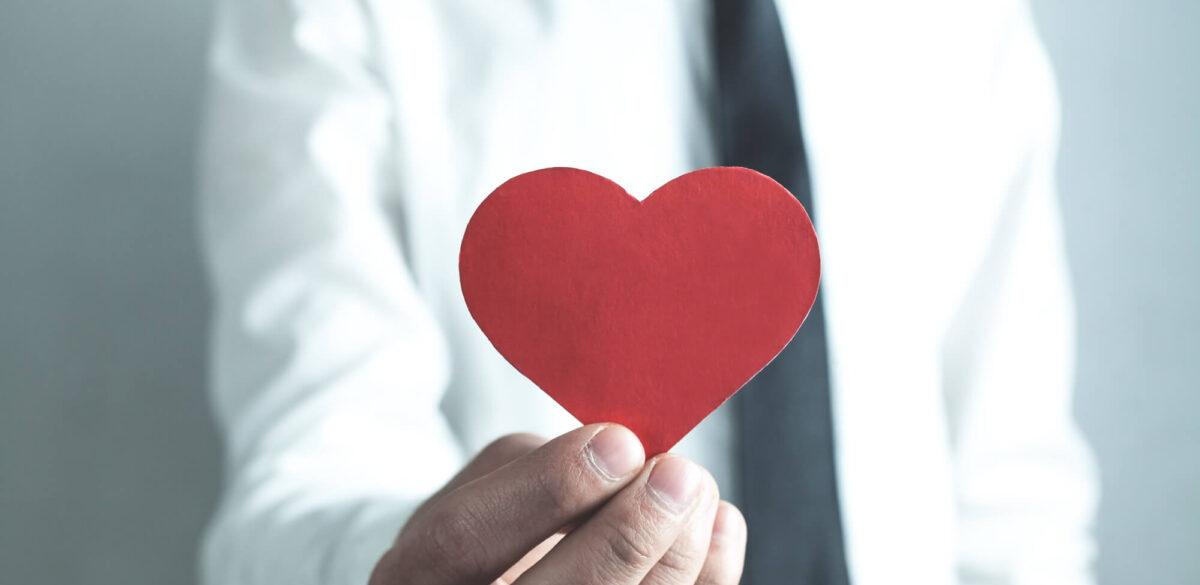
<box><xmin>0</xmin><ymin>1</ymin><xmax>1196</xmax><ymax>583</ymax></box>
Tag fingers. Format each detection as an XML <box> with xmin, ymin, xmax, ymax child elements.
<box><xmin>637</xmin><ymin>477</ymin><xmax>720</xmax><ymax>585</ymax></box>
<box><xmin>695</xmin><ymin>502</ymin><xmax>747</xmax><ymax>585</ymax></box>
<box><xmin>393</xmin><ymin>424</ymin><xmax>645</xmax><ymax>585</ymax></box>
<box><xmin>497</xmin><ymin>533</ymin><xmax>565</xmax><ymax>585</ymax></box>
<box><xmin>401</xmin><ymin>432</ymin><xmax>546</xmax><ymax>539</ymax></box>
<box><xmin>438</xmin><ymin>432</ymin><xmax>548</xmax><ymax>499</ymax></box>
<box><xmin>514</xmin><ymin>454</ymin><xmax>717</xmax><ymax>585</ymax></box>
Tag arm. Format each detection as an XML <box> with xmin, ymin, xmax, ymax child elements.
<box><xmin>941</xmin><ymin>5</ymin><xmax>1098</xmax><ymax>585</ymax></box>
<box><xmin>197</xmin><ymin>0</ymin><xmax>465</xmax><ymax>582</ymax></box>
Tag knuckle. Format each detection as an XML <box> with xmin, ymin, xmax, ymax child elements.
<box><xmin>646</xmin><ymin>505</ymin><xmax>714</xmax><ymax>581</ymax></box>
<box><xmin>526</xmin><ymin>449</ymin><xmax>590</xmax><ymax>515</ymax></box>
<box><xmin>655</xmin><ymin>544</ymin><xmax>704</xmax><ymax>580</ymax></box>
<box><xmin>696</xmin><ymin>551</ymin><xmax>743</xmax><ymax>585</ymax></box>
<box><xmin>417</xmin><ymin>502</ymin><xmax>493</xmax><ymax>582</ymax></box>
<box><xmin>600</xmin><ymin>512</ymin><xmax>660</xmax><ymax>570</ymax></box>
<box><xmin>479</xmin><ymin>433</ymin><xmax>544</xmax><ymax>466</ymax></box>
<box><xmin>367</xmin><ymin>547</ymin><xmax>404</xmax><ymax>585</ymax></box>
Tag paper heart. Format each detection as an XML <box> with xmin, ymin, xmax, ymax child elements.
<box><xmin>460</xmin><ymin>167</ymin><xmax>821</xmax><ymax>455</ymax></box>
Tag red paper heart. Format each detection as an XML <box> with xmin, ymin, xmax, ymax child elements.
<box><xmin>460</xmin><ymin>167</ymin><xmax>820</xmax><ymax>455</ymax></box>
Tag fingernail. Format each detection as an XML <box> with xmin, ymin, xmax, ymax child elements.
<box><xmin>646</xmin><ymin>456</ymin><xmax>703</xmax><ymax>513</ymax></box>
<box><xmin>585</xmin><ymin>425</ymin><xmax>644</xmax><ymax>481</ymax></box>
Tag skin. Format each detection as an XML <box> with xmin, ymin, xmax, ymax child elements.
<box><xmin>369</xmin><ymin>424</ymin><xmax>747</xmax><ymax>585</ymax></box>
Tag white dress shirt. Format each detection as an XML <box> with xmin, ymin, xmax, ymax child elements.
<box><xmin>197</xmin><ymin>1</ymin><xmax>1098</xmax><ymax>584</ymax></box>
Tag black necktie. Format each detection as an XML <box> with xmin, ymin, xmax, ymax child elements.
<box><xmin>712</xmin><ymin>1</ymin><xmax>851</xmax><ymax>584</ymax></box>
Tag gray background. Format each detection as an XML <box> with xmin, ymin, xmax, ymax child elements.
<box><xmin>0</xmin><ymin>1</ymin><xmax>1196</xmax><ymax>583</ymax></box>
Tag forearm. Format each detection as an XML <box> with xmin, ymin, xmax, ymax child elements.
<box><xmin>200</xmin><ymin>361</ymin><xmax>466</xmax><ymax>585</ymax></box>
<box><xmin>202</xmin><ymin>482</ymin><xmax>416</xmax><ymax>585</ymax></box>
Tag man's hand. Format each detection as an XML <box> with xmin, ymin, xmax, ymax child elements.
<box><xmin>369</xmin><ymin>424</ymin><xmax>746</xmax><ymax>585</ymax></box>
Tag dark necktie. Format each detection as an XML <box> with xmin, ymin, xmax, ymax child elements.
<box><xmin>712</xmin><ymin>1</ymin><xmax>852</xmax><ymax>584</ymax></box>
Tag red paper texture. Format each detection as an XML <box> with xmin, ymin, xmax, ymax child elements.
<box><xmin>460</xmin><ymin>167</ymin><xmax>821</xmax><ymax>455</ymax></box>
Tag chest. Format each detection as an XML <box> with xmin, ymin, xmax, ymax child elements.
<box><xmin>372</xmin><ymin>0</ymin><xmax>1023</xmax><ymax>345</ymax></box>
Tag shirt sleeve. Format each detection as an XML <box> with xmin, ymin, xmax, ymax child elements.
<box><xmin>941</xmin><ymin>4</ymin><xmax>1099</xmax><ymax>585</ymax></box>
<box><xmin>196</xmin><ymin>1</ymin><xmax>464</xmax><ymax>583</ymax></box>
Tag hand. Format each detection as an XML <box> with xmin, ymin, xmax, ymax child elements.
<box><xmin>369</xmin><ymin>424</ymin><xmax>746</xmax><ymax>585</ymax></box>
